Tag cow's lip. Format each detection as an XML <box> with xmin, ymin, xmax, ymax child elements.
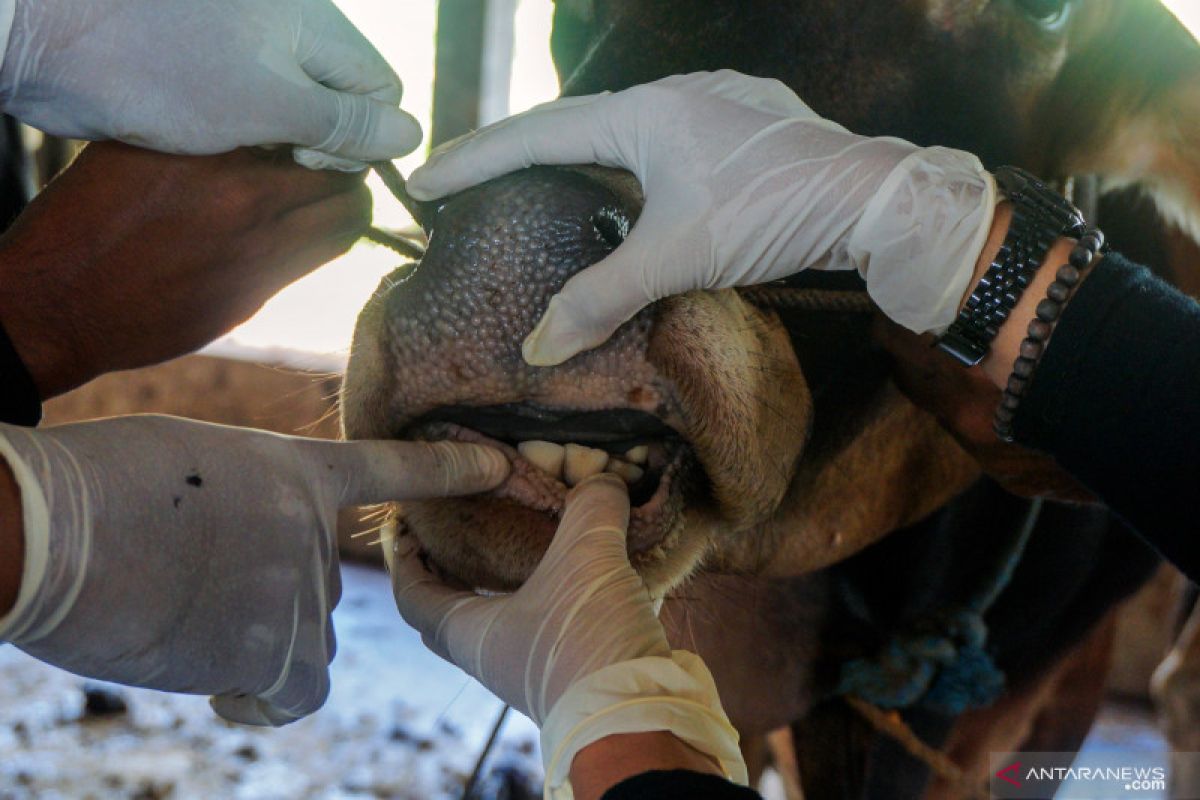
<box><xmin>400</xmin><ymin>414</ymin><xmax>691</xmax><ymax>554</ymax></box>
<box><xmin>410</xmin><ymin>404</ymin><xmax>680</xmax><ymax>453</ymax></box>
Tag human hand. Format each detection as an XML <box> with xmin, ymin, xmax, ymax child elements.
<box><xmin>0</xmin><ymin>142</ymin><xmax>371</xmax><ymax>398</ymax></box>
<box><xmin>390</xmin><ymin>474</ymin><xmax>667</xmax><ymax>723</ymax></box>
<box><xmin>389</xmin><ymin>474</ymin><xmax>746</xmax><ymax>796</ymax></box>
<box><xmin>409</xmin><ymin>70</ymin><xmax>996</xmax><ymax>366</ymax></box>
<box><xmin>0</xmin><ymin>415</ymin><xmax>509</xmax><ymax>726</ymax></box>
<box><xmin>0</xmin><ymin>0</ymin><xmax>420</xmax><ymax>170</ymax></box>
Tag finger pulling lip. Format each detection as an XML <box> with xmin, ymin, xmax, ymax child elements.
<box><xmin>404</xmin><ymin>421</ymin><xmax>687</xmax><ymax>553</ymax></box>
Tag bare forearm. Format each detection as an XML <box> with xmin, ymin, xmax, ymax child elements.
<box><xmin>966</xmin><ymin>203</ymin><xmax>1093</xmax><ymax>388</ymax></box>
<box><xmin>569</xmin><ymin>731</ymin><xmax>724</xmax><ymax>800</ymax></box>
<box><xmin>0</xmin><ymin>143</ymin><xmax>371</xmax><ymax>400</ymax></box>
<box><xmin>0</xmin><ymin>456</ymin><xmax>23</xmax><ymax>617</ymax></box>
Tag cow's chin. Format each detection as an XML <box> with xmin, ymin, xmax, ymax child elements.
<box><xmin>397</xmin><ymin>503</ymin><xmax>709</xmax><ymax>595</ymax></box>
<box><xmin>394</xmin><ymin>503</ymin><xmax>707</xmax><ymax>596</ymax></box>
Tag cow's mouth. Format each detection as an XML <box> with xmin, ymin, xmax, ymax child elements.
<box><xmin>342</xmin><ymin>164</ymin><xmax>809</xmax><ymax>591</ymax></box>
<box><xmin>400</xmin><ymin>405</ymin><xmax>695</xmax><ymax>553</ymax></box>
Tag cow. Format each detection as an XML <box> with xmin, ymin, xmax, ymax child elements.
<box><xmin>343</xmin><ymin>2</ymin><xmax>1200</xmax><ymax>796</ymax></box>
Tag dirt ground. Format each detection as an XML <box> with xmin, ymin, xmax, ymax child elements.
<box><xmin>0</xmin><ymin>558</ymin><xmax>1166</xmax><ymax>800</ymax></box>
<box><xmin>0</xmin><ymin>564</ymin><xmax>541</xmax><ymax>800</ymax></box>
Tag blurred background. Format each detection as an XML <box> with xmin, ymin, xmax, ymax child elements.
<box><xmin>2</xmin><ymin>2</ymin><xmax>1198</xmax><ymax>799</ymax></box>
<box><xmin>215</xmin><ymin>0</ymin><xmax>1200</xmax><ymax>367</ymax></box>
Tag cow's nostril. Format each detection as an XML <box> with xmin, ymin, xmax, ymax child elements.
<box><xmin>592</xmin><ymin>207</ymin><xmax>630</xmax><ymax>250</ymax></box>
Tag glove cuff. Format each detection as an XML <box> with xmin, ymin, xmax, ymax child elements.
<box><xmin>850</xmin><ymin>146</ymin><xmax>998</xmax><ymax>335</ymax></box>
<box><xmin>540</xmin><ymin>650</ymin><xmax>748</xmax><ymax>800</ymax></box>
<box><xmin>0</xmin><ymin>427</ymin><xmax>54</xmax><ymax>643</ymax></box>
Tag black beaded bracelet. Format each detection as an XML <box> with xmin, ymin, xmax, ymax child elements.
<box><xmin>993</xmin><ymin>227</ymin><xmax>1106</xmax><ymax>442</ymax></box>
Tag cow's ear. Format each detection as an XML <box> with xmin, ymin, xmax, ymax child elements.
<box><xmin>1032</xmin><ymin>2</ymin><xmax>1200</xmax><ymax>245</ymax></box>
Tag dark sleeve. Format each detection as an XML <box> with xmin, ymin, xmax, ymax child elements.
<box><xmin>601</xmin><ymin>770</ymin><xmax>763</xmax><ymax>799</ymax></box>
<box><xmin>1013</xmin><ymin>252</ymin><xmax>1200</xmax><ymax>581</ymax></box>
<box><xmin>0</xmin><ymin>318</ymin><xmax>41</xmax><ymax>426</ymax></box>
<box><xmin>0</xmin><ymin>115</ymin><xmax>38</xmax><ymax>427</ymax></box>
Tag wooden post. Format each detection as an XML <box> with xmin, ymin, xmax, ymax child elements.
<box><xmin>480</xmin><ymin>0</ymin><xmax>517</xmax><ymax>127</ymax></box>
<box><xmin>431</xmin><ymin>0</ymin><xmax>487</xmax><ymax>148</ymax></box>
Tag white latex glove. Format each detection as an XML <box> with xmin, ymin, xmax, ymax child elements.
<box><xmin>0</xmin><ymin>0</ymin><xmax>421</xmax><ymax>170</ymax></box>
<box><xmin>408</xmin><ymin>70</ymin><xmax>997</xmax><ymax>365</ymax></box>
<box><xmin>388</xmin><ymin>474</ymin><xmax>747</xmax><ymax>798</ymax></box>
<box><xmin>0</xmin><ymin>415</ymin><xmax>508</xmax><ymax>726</ymax></box>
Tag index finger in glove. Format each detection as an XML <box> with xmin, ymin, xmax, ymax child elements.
<box><xmin>296</xmin><ymin>0</ymin><xmax>405</xmax><ymax>103</ymax></box>
<box><xmin>532</xmin><ymin>474</ymin><xmax>632</xmax><ymax>578</ymax></box>
<box><xmin>407</xmin><ymin>93</ymin><xmax>619</xmax><ymax>200</ymax></box>
<box><xmin>283</xmin><ymin>2</ymin><xmax>422</xmax><ymax>168</ymax></box>
<box><xmin>309</xmin><ymin>439</ymin><xmax>510</xmax><ymax>506</ymax></box>
<box><xmin>654</xmin><ymin>70</ymin><xmax>818</xmax><ymax>119</ymax></box>
<box><xmin>295</xmin><ymin>87</ymin><xmax>423</xmax><ymax>167</ymax></box>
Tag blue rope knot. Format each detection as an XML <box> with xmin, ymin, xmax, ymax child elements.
<box><xmin>835</xmin><ymin>607</ymin><xmax>1006</xmax><ymax>715</ymax></box>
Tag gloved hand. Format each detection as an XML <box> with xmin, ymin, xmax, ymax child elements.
<box><xmin>408</xmin><ymin>70</ymin><xmax>997</xmax><ymax>365</ymax></box>
<box><xmin>0</xmin><ymin>415</ymin><xmax>508</xmax><ymax>726</ymax></box>
<box><xmin>0</xmin><ymin>0</ymin><xmax>421</xmax><ymax>170</ymax></box>
<box><xmin>389</xmin><ymin>474</ymin><xmax>747</xmax><ymax>798</ymax></box>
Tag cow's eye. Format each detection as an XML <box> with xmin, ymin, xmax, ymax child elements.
<box><xmin>1014</xmin><ymin>0</ymin><xmax>1071</xmax><ymax>29</ymax></box>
